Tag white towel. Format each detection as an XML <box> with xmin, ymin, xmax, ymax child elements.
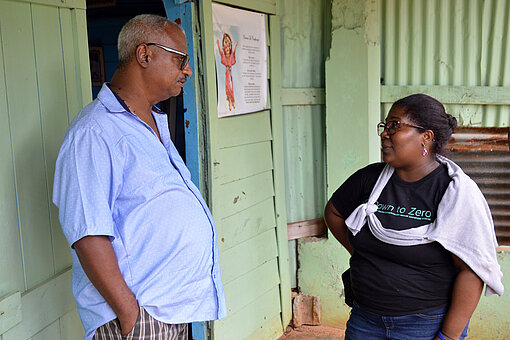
<box><xmin>345</xmin><ymin>155</ymin><xmax>504</xmax><ymax>296</ymax></box>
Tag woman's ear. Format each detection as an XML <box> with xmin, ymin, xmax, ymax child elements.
<box><xmin>423</xmin><ymin>130</ymin><xmax>435</xmax><ymax>144</ymax></box>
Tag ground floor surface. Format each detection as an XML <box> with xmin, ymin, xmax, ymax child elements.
<box><xmin>278</xmin><ymin>325</ymin><xmax>345</xmax><ymax>340</ymax></box>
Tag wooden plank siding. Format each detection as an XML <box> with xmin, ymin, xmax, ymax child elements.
<box><xmin>0</xmin><ymin>0</ymin><xmax>89</xmax><ymax>338</ymax></box>
<box><xmin>216</xmin><ymin>109</ymin><xmax>273</xmax><ymax>149</ymax></box>
<box><xmin>31</xmin><ymin>2</ymin><xmax>74</xmax><ymax>275</ymax></box>
<box><xmin>281</xmin><ymin>88</ymin><xmax>326</xmax><ymax>106</ymax></box>
<box><xmin>215</xmin><ymin>141</ymin><xmax>274</xmax><ymax>184</ymax></box>
<box><xmin>59</xmin><ymin>309</ymin><xmax>83</xmax><ymax>340</ymax></box>
<box><xmin>218</xmin><ymin>197</ymin><xmax>276</xmax><ymax>250</ymax></box>
<box><xmin>382</xmin><ymin>85</ymin><xmax>510</xmax><ymax>105</ymax></box>
<box><xmin>245</xmin><ymin>314</ymin><xmax>283</xmax><ymax>340</ymax></box>
<box><xmin>223</xmin><ymin>258</ymin><xmax>280</xmax><ymax>316</ymax></box>
<box><xmin>1</xmin><ymin>0</ymin><xmax>55</xmax><ymax>290</ymax></box>
<box><xmin>220</xmin><ymin>229</ymin><xmax>279</xmax><ymax>284</ymax></box>
<box><xmin>0</xmin><ymin>14</ymin><xmax>25</xmax><ymax>300</ymax></box>
<box><xmin>217</xmin><ymin>171</ymin><xmax>275</xmax><ymax>218</ymax></box>
<box><xmin>2</xmin><ymin>269</ymin><xmax>75</xmax><ymax>340</ymax></box>
<box><xmin>200</xmin><ymin>0</ymin><xmax>290</xmax><ymax>338</ymax></box>
<box><xmin>214</xmin><ymin>286</ymin><xmax>281</xmax><ymax>340</ymax></box>
<box><xmin>268</xmin><ymin>14</ymin><xmax>292</xmax><ymax>328</ymax></box>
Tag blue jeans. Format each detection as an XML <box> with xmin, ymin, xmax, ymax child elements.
<box><xmin>345</xmin><ymin>305</ymin><xmax>469</xmax><ymax>340</ymax></box>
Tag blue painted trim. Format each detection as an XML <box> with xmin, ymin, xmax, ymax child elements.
<box><xmin>162</xmin><ymin>2</ymin><xmax>207</xmax><ymax>339</ymax></box>
<box><xmin>191</xmin><ymin>321</ymin><xmax>208</xmax><ymax>340</ymax></box>
<box><xmin>163</xmin><ymin>0</ymin><xmax>202</xmax><ymax>190</ymax></box>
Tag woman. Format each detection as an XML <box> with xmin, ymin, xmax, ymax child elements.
<box><xmin>216</xmin><ymin>33</ymin><xmax>238</xmax><ymax>111</ymax></box>
<box><xmin>325</xmin><ymin>94</ymin><xmax>503</xmax><ymax>340</ymax></box>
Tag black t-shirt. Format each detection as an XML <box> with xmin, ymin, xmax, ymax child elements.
<box><xmin>331</xmin><ymin>162</ymin><xmax>458</xmax><ymax>316</ymax></box>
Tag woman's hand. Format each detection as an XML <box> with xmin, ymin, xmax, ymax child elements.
<box><xmin>440</xmin><ymin>254</ymin><xmax>483</xmax><ymax>339</ymax></box>
<box><xmin>324</xmin><ymin>200</ymin><xmax>353</xmax><ymax>255</ymax></box>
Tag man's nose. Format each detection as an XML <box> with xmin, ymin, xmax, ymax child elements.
<box><xmin>183</xmin><ymin>63</ymin><xmax>192</xmax><ymax>77</ymax></box>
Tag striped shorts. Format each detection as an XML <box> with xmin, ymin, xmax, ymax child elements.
<box><xmin>93</xmin><ymin>307</ymin><xmax>188</xmax><ymax>340</ymax></box>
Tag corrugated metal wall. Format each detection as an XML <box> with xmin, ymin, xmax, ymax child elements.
<box><xmin>280</xmin><ymin>0</ymin><xmax>329</xmax><ymax>223</ymax></box>
<box><xmin>280</xmin><ymin>0</ymin><xmax>330</xmax><ymax>288</ymax></box>
<box><xmin>381</xmin><ymin>0</ymin><xmax>510</xmax><ymax>127</ymax></box>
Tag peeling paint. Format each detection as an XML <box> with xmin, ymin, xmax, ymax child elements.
<box><xmin>185</xmin><ymin>120</ymin><xmax>190</xmax><ymax>128</ymax></box>
<box><xmin>331</xmin><ymin>0</ymin><xmax>365</xmax><ymax>32</ymax></box>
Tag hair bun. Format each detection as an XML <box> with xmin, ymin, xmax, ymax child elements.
<box><xmin>447</xmin><ymin>114</ymin><xmax>458</xmax><ymax>130</ymax></box>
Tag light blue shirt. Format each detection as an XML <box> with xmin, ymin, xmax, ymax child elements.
<box><xmin>53</xmin><ymin>84</ymin><xmax>226</xmax><ymax>340</ymax></box>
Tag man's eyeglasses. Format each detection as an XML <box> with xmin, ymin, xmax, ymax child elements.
<box><xmin>377</xmin><ymin>121</ymin><xmax>425</xmax><ymax>136</ymax></box>
<box><xmin>145</xmin><ymin>43</ymin><xmax>190</xmax><ymax>70</ymax></box>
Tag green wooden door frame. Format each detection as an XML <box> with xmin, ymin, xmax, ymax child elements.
<box><xmin>198</xmin><ymin>0</ymin><xmax>292</xmax><ymax>336</ymax></box>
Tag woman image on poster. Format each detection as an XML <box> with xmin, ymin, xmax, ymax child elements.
<box><xmin>216</xmin><ymin>33</ymin><xmax>238</xmax><ymax>111</ymax></box>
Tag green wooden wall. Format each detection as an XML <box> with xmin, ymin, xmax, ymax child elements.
<box><xmin>0</xmin><ymin>0</ymin><xmax>91</xmax><ymax>338</ymax></box>
<box><xmin>199</xmin><ymin>1</ymin><xmax>291</xmax><ymax>339</ymax></box>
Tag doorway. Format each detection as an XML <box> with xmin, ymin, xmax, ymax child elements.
<box><xmin>86</xmin><ymin>0</ymin><xmax>186</xmax><ymax>160</ymax></box>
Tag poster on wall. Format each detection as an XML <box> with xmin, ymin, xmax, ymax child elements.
<box><xmin>212</xmin><ymin>3</ymin><xmax>267</xmax><ymax>117</ymax></box>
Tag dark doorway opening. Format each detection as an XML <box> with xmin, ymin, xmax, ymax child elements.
<box><xmin>86</xmin><ymin>0</ymin><xmax>186</xmax><ymax>161</ymax></box>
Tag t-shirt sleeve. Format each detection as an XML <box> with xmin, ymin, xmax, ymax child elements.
<box><xmin>330</xmin><ymin>163</ymin><xmax>384</xmax><ymax>219</ymax></box>
<box><xmin>52</xmin><ymin>127</ymin><xmax>119</xmax><ymax>248</ymax></box>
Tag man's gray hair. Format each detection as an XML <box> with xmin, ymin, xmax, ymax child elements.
<box><xmin>117</xmin><ymin>14</ymin><xmax>184</xmax><ymax>67</ymax></box>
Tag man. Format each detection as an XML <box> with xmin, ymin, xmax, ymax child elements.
<box><xmin>53</xmin><ymin>14</ymin><xmax>226</xmax><ymax>340</ymax></box>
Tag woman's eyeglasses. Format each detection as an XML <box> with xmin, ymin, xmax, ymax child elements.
<box><xmin>377</xmin><ymin>121</ymin><xmax>425</xmax><ymax>136</ymax></box>
<box><xmin>145</xmin><ymin>43</ymin><xmax>190</xmax><ymax>70</ymax></box>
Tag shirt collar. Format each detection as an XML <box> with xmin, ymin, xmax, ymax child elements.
<box><xmin>97</xmin><ymin>83</ymin><xmax>126</xmax><ymax>113</ymax></box>
<box><xmin>97</xmin><ymin>83</ymin><xmax>166</xmax><ymax>115</ymax></box>
<box><xmin>152</xmin><ymin>105</ymin><xmax>165</xmax><ymax>114</ymax></box>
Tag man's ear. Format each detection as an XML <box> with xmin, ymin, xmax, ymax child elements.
<box><xmin>135</xmin><ymin>44</ymin><xmax>151</xmax><ymax>68</ymax></box>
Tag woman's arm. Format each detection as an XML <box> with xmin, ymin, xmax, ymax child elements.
<box><xmin>324</xmin><ymin>200</ymin><xmax>353</xmax><ymax>255</ymax></box>
<box><xmin>216</xmin><ymin>40</ymin><xmax>224</xmax><ymax>57</ymax></box>
<box><xmin>435</xmin><ymin>255</ymin><xmax>483</xmax><ymax>340</ymax></box>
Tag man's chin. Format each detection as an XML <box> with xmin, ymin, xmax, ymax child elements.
<box><xmin>169</xmin><ymin>87</ymin><xmax>183</xmax><ymax>97</ymax></box>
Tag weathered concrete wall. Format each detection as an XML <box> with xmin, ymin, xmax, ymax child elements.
<box><xmin>297</xmin><ymin>0</ymin><xmax>510</xmax><ymax>337</ymax></box>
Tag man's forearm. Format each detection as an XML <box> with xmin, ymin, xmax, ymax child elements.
<box><xmin>74</xmin><ymin>235</ymin><xmax>139</xmax><ymax>334</ymax></box>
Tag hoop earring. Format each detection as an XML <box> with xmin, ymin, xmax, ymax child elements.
<box><xmin>422</xmin><ymin>142</ymin><xmax>428</xmax><ymax>156</ymax></box>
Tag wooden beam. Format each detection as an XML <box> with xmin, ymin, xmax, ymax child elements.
<box><xmin>269</xmin><ymin>14</ymin><xmax>292</xmax><ymax>331</ymax></box>
<box><xmin>2</xmin><ymin>268</ymin><xmax>75</xmax><ymax>339</ymax></box>
<box><xmin>0</xmin><ymin>292</ymin><xmax>22</xmax><ymax>335</ymax></box>
<box><xmin>281</xmin><ymin>88</ymin><xmax>325</xmax><ymax>106</ymax></box>
<box><xmin>9</xmin><ymin>0</ymin><xmax>86</xmax><ymax>9</ymax></box>
<box><xmin>381</xmin><ymin>85</ymin><xmax>510</xmax><ymax>105</ymax></box>
<box><xmin>287</xmin><ymin>218</ymin><xmax>327</xmax><ymax>240</ymax></box>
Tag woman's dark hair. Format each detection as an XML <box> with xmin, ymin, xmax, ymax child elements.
<box><xmin>391</xmin><ymin>93</ymin><xmax>458</xmax><ymax>155</ymax></box>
